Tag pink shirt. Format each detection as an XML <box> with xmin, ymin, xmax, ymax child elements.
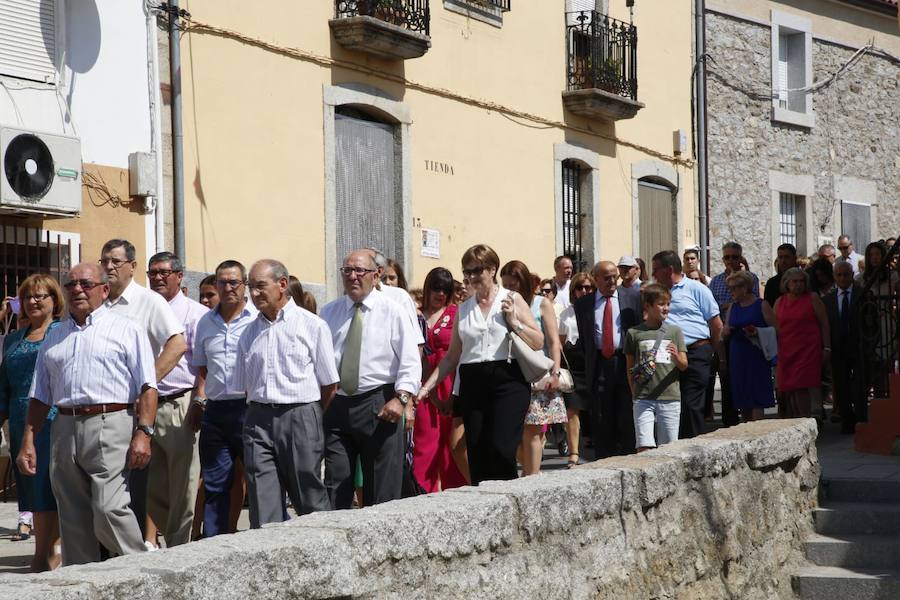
<box><xmin>157</xmin><ymin>292</ymin><xmax>209</xmax><ymax>395</ymax></box>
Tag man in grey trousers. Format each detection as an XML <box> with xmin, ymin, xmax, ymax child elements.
<box><xmin>17</xmin><ymin>262</ymin><xmax>159</xmax><ymax>565</ymax></box>
<box><xmin>232</xmin><ymin>259</ymin><xmax>338</xmax><ymax>527</ymax></box>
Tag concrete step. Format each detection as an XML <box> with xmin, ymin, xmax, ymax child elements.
<box><xmin>815</xmin><ymin>502</ymin><xmax>900</xmax><ymax>535</ymax></box>
<box><xmin>805</xmin><ymin>534</ymin><xmax>900</xmax><ymax>569</ymax></box>
<box><xmin>792</xmin><ymin>566</ymin><xmax>900</xmax><ymax>600</ymax></box>
<box><xmin>821</xmin><ymin>478</ymin><xmax>900</xmax><ymax>504</ymax></box>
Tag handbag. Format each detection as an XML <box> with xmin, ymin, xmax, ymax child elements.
<box><xmin>628</xmin><ymin>325</ymin><xmax>667</xmax><ymax>385</ymax></box>
<box><xmin>504</xmin><ymin>292</ymin><xmax>554</xmax><ymax>383</ymax></box>
<box><xmin>533</xmin><ymin>350</ymin><xmax>575</xmax><ymax>393</ymax></box>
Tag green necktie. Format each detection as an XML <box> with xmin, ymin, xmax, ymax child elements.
<box><xmin>339</xmin><ymin>302</ymin><xmax>364</xmax><ymax>395</ymax></box>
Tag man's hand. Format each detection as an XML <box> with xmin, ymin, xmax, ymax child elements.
<box><xmin>16</xmin><ymin>442</ymin><xmax>37</xmax><ymax>476</ymax></box>
<box><xmin>128</xmin><ymin>430</ymin><xmax>152</xmax><ymax>470</ymax></box>
<box><xmin>186</xmin><ymin>402</ymin><xmax>204</xmax><ymax>432</ymax></box>
<box><xmin>376</xmin><ymin>397</ymin><xmax>405</xmax><ymax>424</ymax></box>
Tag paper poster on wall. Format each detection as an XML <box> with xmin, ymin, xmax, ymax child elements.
<box><xmin>421</xmin><ymin>229</ymin><xmax>440</xmax><ymax>259</ymax></box>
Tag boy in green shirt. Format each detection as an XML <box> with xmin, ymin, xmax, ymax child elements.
<box><xmin>624</xmin><ymin>284</ymin><xmax>688</xmax><ymax>451</ymax></box>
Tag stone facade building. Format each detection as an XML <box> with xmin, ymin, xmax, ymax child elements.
<box><xmin>703</xmin><ymin>0</ymin><xmax>899</xmax><ymax>277</ymax></box>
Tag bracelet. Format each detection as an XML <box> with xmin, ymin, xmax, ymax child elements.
<box><xmin>823</xmin><ymin>347</ymin><xmax>831</xmax><ymax>352</ymax></box>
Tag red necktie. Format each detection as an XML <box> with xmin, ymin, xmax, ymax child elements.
<box><xmin>602</xmin><ymin>295</ymin><xmax>614</xmax><ymax>359</ymax></box>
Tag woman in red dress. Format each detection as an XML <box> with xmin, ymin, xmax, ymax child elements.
<box><xmin>413</xmin><ymin>268</ymin><xmax>468</xmax><ymax>492</ymax></box>
<box><xmin>774</xmin><ymin>267</ymin><xmax>831</xmax><ymax>417</ymax></box>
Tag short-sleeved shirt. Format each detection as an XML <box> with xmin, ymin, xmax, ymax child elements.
<box><xmin>709</xmin><ymin>271</ymin><xmax>759</xmax><ymax>311</ymax></box>
<box><xmin>192</xmin><ymin>302</ymin><xmax>258</xmax><ymax>401</ymax></box>
<box><xmin>665</xmin><ymin>276</ymin><xmax>720</xmax><ymax>345</ymax></box>
<box><xmin>624</xmin><ymin>323</ymin><xmax>686</xmax><ymax>401</ymax></box>
<box><xmin>105</xmin><ymin>279</ymin><xmax>184</xmax><ymax>357</ymax></box>
<box><xmin>158</xmin><ymin>292</ymin><xmax>209</xmax><ymax>395</ymax></box>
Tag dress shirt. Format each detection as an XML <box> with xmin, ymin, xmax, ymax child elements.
<box><xmin>105</xmin><ymin>279</ymin><xmax>184</xmax><ymax>356</ymax></box>
<box><xmin>554</xmin><ymin>279</ymin><xmax>571</xmax><ymax>309</ymax></box>
<box><xmin>836</xmin><ymin>287</ymin><xmax>853</xmax><ymax>317</ymax></box>
<box><xmin>558</xmin><ymin>305</ymin><xmax>579</xmax><ymax>345</ymax></box>
<box><xmin>837</xmin><ymin>252</ymin><xmax>862</xmax><ymax>275</ymax></box>
<box><xmin>593</xmin><ymin>290</ymin><xmax>623</xmax><ymax>350</ymax></box>
<box><xmin>379</xmin><ymin>284</ymin><xmax>426</xmax><ymax>345</ymax></box>
<box><xmin>30</xmin><ymin>306</ymin><xmax>157</xmax><ymax>407</ymax></box>
<box><xmin>321</xmin><ymin>289</ymin><xmax>421</xmax><ymax>396</ymax></box>
<box><xmin>709</xmin><ymin>271</ymin><xmax>759</xmax><ymax>310</ymax></box>
<box><xmin>157</xmin><ymin>292</ymin><xmax>209</xmax><ymax>395</ymax></box>
<box><xmin>457</xmin><ymin>286</ymin><xmax>512</xmax><ymax>364</ymax></box>
<box><xmin>231</xmin><ymin>299</ymin><xmax>338</xmax><ymax>405</ymax></box>
<box><xmin>193</xmin><ymin>303</ymin><xmax>258</xmax><ymax>401</ymax></box>
<box><xmin>666</xmin><ymin>276</ymin><xmax>720</xmax><ymax>345</ymax></box>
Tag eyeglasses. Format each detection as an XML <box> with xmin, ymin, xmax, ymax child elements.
<box><xmin>462</xmin><ymin>266</ymin><xmax>485</xmax><ymax>279</ymax></box>
<box><xmin>147</xmin><ymin>269</ymin><xmax>178</xmax><ymax>279</ymax></box>
<box><xmin>63</xmin><ymin>279</ymin><xmax>102</xmax><ymax>291</ymax></box>
<box><xmin>99</xmin><ymin>258</ymin><xmax>129</xmax><ymax>268</ymax></box>
<box><xmin>216</xmin><ymin>279</ymin><xmax>245</xmax><ymax>289</ymax></box>
<box><xmin>540</xmin><ymin>288</ymin><xmax>554</xmax><ymax>295</ymax></box>
<box><xmin>575</xmin><ymin>285</ymin><xmax>594</xmax><ymax>292</ymax></box>
<box><xmin>723</xmin><ymin>254</ymin><xmax>741</xmax><ymax>261</ymax></box>
<box><xmin>838</xmin><ymin>246</ymin><xmax>850</xmax><ymax>251</ymax></box>
<box><xmin>339</xmin><ymin>266</ymin><xmax>376</xmax><ymax>277</ymax></box>
<box><xmin>24</xmin><ymin>293</ymin><xmax>52</xmax><ymax>302</ymax></box>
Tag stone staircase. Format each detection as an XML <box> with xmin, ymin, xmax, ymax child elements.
<box><xmin>792</xmin><ymin>479</ymin><xmax>900</xmax><ymax>599</ymax></box>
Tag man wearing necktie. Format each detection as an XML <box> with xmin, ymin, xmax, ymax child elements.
<box><xmin>824</xmin><ymin>261</ymin><xmax>867</xmax><ymax>433</ymax></box>
<box><xmin>320</xmin><ymin>250</ymin><xmax>421</xmax><ymax>509</ymax></box>
<box><xmin>574</xmin><ymin>261</ymin><xmax>643</xmax><ymax>458</ymax></box>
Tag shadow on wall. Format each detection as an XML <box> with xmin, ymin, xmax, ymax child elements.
<box><xmin>57</xmin><ymin>0</ymin><xmax>102</xmax><ymax>125</ymax></box>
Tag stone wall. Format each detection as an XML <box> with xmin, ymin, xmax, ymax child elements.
<box><xmin>705</xmin><ymin>10</ymin><xmax>900</xmax><ymax>276</ymax></box>
<box><xmin>0</xmin><ymin>419</ymin><xmax>818</xmax><ymax>600</ymax></box>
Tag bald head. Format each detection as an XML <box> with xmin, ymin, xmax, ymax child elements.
<box><xmin>68</xmin><ymin>262</ymin><xmax>108</xmax><ymax>284</ymax></box>
<box><xmin>592</xmin><ymin>261</ymin><xmax>618</xmax><ymax>296</ymax></box>
<box><xmin>66</xmin><ymin>262</ymin><xmax>110</xmax><ymax>324</ymax></box>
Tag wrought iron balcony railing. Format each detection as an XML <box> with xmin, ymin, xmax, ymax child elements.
<box><xmin>566</xmin><ymin>11</ymin><xmax>637</xmax><ymax>101</ymax></box>
<box><xmin>335</xmin><ymin>0</ymin><xmax>431</xmax><ymax>36</ymax></box>
<box><xmin>486</xmin><ymin>0</ymin><xmax>511</xmax><ymax>10</ymax></box>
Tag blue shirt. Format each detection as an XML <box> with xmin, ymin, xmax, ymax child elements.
<box><xmin>192</xmin><ymin>302</ymin><xmax>258</xmax><ymax>401</ymax></box>
<box><xmin>709</xmin><ymin>271</ymin><xmax>759</xmax><ymax>311</ymax></box>
<box><xmin>665</xmin><ymin>276</ymin><xmax>720</xmax><ymax>345</ymax></box>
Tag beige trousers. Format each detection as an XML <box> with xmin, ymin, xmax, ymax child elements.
<box><xmin>50</xmin><ymin>409</ymin><xmax>146</xmax><ymax>566</ymax></box>
<box><xmin>146</xmin><ymin>395</ymin><xmax>200</xmax><ymax>546</ymax></box>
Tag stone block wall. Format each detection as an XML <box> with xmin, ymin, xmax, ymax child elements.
<box><xmin>0</xmin><ymin>419</ymin><xmax>818</xmax><ymax>600</ymax></box>
<box><xmin>705</xmin><ymin>10</ymin><xmax>899</xmax><ymax>277</ymax></box>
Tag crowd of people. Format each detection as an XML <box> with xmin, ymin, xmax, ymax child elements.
<box><xmin>0</xmin><ymin>233</ymin><xmax>896</xmax><ymax>571</ymax></box>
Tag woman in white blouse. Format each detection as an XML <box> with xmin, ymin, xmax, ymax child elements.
<box><xmin>417</xmin><ymin>244</ymin><xmax>543</xmax><ymax>484</ymax></box>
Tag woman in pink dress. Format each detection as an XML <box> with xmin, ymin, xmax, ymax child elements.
<box><xmin>774</xmin><ymin>267</ymin><xmax>830</xmax><ymax>417</ymax></box>
<box><xmin>413</xmin><ymin>268</ymin><xmax>468</xmax><ymax>492</ymax></box>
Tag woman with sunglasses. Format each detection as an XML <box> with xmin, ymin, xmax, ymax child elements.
<box><xmin>557</xmin><ymin>272</ymin><xmax>594</xmax><ymax>467</ymax></box>
<box><xmin>417</xmin><ymin>244</ymin><xmax>543</xmax><ymax>484</ymax></box>
<box><xmin>0</xmin><ymin>274</ymin><xmax>64</xmax><ymax>571</ymax></box>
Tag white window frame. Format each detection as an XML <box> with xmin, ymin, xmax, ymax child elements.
<box><xmin>0</xmin><ymin>0</ymin><xmax>64</xmax><ymax>85</ymax></box>
<box><xmin>769</xmin><ymin>170</ymin><xmax>814</xmax><ymax>259</ymax></box>
<box><xmin>770</xmin><ymin>10</ymin><xmax>814</xmax><ymax>128</ymax></box>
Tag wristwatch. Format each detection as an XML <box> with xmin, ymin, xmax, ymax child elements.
<box><xmin>135</xmin><ymin>423</ymin><xmax>156</xmax><ymax>438</ymax></box>
<box><xmin>397</xmin><ymin>391</ymin><xmax>413</xmax><ymax>406</ymax></box>
<box><xmin>192</xmin><ymin>397</ymin><xmax>208</xmax><ymax>408</ymax></box>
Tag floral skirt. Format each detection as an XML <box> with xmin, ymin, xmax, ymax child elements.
<box><xmin>524</xmin><ymin>390</ymin><xmax>568</xmax><ymax>425</ymax></box>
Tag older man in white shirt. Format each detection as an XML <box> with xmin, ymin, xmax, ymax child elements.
<box><xmin>321</xmin><ymin>249</ymin><xmax>422</xmax><ymax>509</ymax></box>
<box><xmin>17</xmin><ymin>263</ymin><xmax>158</xmax><ymax>566</ymax></box>
<box><xmin>233</xmin><ymin>259</ymin><xmax>338</xmax><ymax>527</ymax></box>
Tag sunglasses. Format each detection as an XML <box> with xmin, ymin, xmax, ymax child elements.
<box><xmin>574</xmin><ymin>285</ymin><xmax>594</xmax><ymax>292</ymax></box>
<box><xmin>723</xmin><ymin>254</ymin><xmax>741</xmax><ymax>261</ymax></box>
<box><xmin>462</xmin><ymin>266</ymin><xmax>485</xmax><ymax>279</ymax></box>
<box><xmin>64</xmin><ymin>279</ymin><xmax>102</xmax><ymax>291</ymax></box>
<box><xmin>540</xmin><ymin>288</ymin><xmax>554</xmax><ymax>295</ymax></box>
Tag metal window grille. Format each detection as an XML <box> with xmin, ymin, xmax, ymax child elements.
<box><xmin>0</xmin><ymin>223</ymin><xmax>80</xmax><ymax>298</ymax></box>
<box><xmin>561</xmin><ymin>160</ymin><xmax>584</xmax><ymax>271</ymax></box>
<box><xmin>566</xmin><ymin>11</ymin><xmax>638</xmax><ymax>100</ymax></box>
<box><xmin>335</xmin><ymin>0</ymin><xmax>431</xmax><ymax>35</ymax></box>
<box><xmin>779</xmin><ymin>192</ymin><xmax>799</xmax><ymax>247</ymax></box>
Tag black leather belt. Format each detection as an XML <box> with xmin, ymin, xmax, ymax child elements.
<box><xmin>159</xmin><ymin>390</ymin><xmax>191</xmax><ymax>403</ymax></box>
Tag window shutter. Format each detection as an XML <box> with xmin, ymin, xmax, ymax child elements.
<box><xmin>566</xmin><ymin>0</ymin><xmax>595</xmax><ymax>25</ymax></box>
<box><xmin>0</xmin><ymin>0</ymin><xmax>57</xmax><ymax>83</ymax></box>
<box><xmin>777</xmin><ymin>33</ymin><xmax>789</xmax><ymax>109</ymax></box>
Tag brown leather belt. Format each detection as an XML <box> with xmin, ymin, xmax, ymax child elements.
<box><xmin>57</xmin><ymin>403</ymin><xmax>130</xmax><ymax>416</ymax></box>
<box><xmin>687</xmin><ymin>339</ymin><xmax>711</xmax><ymax>350</ymax></box>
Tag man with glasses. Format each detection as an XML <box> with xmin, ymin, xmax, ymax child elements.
<box><xmin>836</xmin><ymin>235</ymin><xmax>863</xmax><ymax>276</ymax></box>
<box><xmin>650</xmin><ymin>251</ymin><xmax>722</xmax><ymax>439</ymax></box>
<box><xmin>189</xmin><ymin>260</ymin><xmax>257</xmax><ymax>537</ymax></box>
<box><xmin>17</xmin><ymin>263</ymin><xmax>157</xmax><ymax>565</ymax></box>
<box><xmin>706</xmin><ymin>242</ymin><xmax>757</xmax><ymax>428</ymax></box>
<box><xmin>321</xmin><ymin>249</ymin><xmax>421</xmax><ymax>509</ymax></box>
<box><xmin>818</xmin><ymin>244</ymin><xmax>837</xmax><ymax>264</ymax></box>
<box><xmin>232</xmin><ymin>259</ymin><xmax>338</xmax><ymax>526</ymax></box>
<box><xmin>144</xmin><ymin>251</ymin><xmax>208</xmax><ymax>547</ymax></box>
<box><xmin>100</xmin><ymin>239</ymin><xmax>185</xmax><ymax>541</ymax></box>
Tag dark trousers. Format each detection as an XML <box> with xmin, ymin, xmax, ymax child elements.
<box><xmin>324</xmin><ymin>385</ymin><xmax>404</xmax><ymax>509</ymax></box>
<box><xmin>200</xmin><ymin>399</ymin><xmax>246</xmax><ymax>537</ymax></box>
<box><xmin>591</xmin><ymin>352</ymin><xmax>635</xmax><ymax>458</ymax></box>
<box><xmin>129</xmin><ymin>467</ymin><xmax>148</xmax><ymax>538</ymax></box>
<box><xmin>680</xmin><ymin>344</ymin><xmax>714</xmax><ymax>439</ymax></box>
<box><xmin>707</xmin><ymin>347</ymin><xmax>739</xmax><ymax>427</ymax></box>
<box><xmin>458</xmin><ymin>360</ymin><xmax>530</xmax><ymax>485</ymax></box>
<box><xmin>832</xmin><ymin>350</ymin><xmax>865</xmax><ymax>431</ymax></box>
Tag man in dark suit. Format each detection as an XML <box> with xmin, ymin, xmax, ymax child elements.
<box><xmin>574</xmin><ymin>260</ymin><xmax>643</xmax><ymax>458</ymax></box>
<box><xmin>824</xmin><ymin>260</ymin><xmax>867</xmax><ymax>433</ymax></box>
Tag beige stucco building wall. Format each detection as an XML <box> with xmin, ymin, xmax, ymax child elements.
<box><xmin>178</xmin><ymin>1</ymin><xmax>696</xmax><ymax>297</ymax></box>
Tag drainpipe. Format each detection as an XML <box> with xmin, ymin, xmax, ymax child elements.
<box><xmin>146</xmin><ymin>2</ymin><xmax>165</xmax><ymax>253</ymax></box>
<box><xmin>169</xmin><ymin>0</ymin><xmax>186</xmax><ymax>260</ymax></box>
<box><xmin>694</xmin><ymin>0</ymin><xmax>709</xmax><ymax>273</ymax></box>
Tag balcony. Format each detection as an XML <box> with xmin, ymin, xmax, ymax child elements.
<box><xmin>330</xmin><ymin>0</ymin><xmax>432</xmax><ymax>60</ymax></box>
<box><xmin>562</xmin><ymin>11</ymin><xmax>644</xmax><ymax>121</ymax></box>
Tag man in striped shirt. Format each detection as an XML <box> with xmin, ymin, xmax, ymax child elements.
<box><xmin>232</xmin><ymin>259</ymin><xmax>338</xmax><ymax>527</ymax></box>
<box><xmin>17</xmin><ymin>262</ymin><xmax>158</xmax><ymax>566</ymax></box>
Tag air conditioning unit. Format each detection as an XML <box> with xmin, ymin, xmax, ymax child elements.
<box><xmin>1</xmin><ymin>126</ymin><xmax>82</xmax><ymax>217</ymax></box>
